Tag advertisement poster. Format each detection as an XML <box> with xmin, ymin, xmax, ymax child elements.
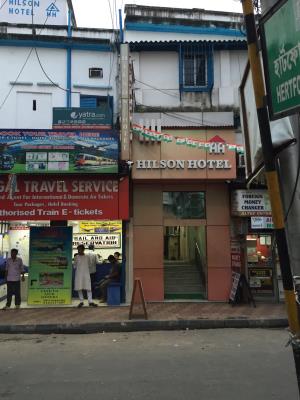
<box><xmin>0</xmin><ymin>129</ymin><xmax>118</xmax><ymax>174</ymax></box>
<box><xmin>79</xmin><ymin>220</ymin><xmax>122</xmax><ymax>234</ymax></box>
<box><xmin>53</xmin><ymin>107</ymin><xmax>112</xmax><ymax>129</ymax></box>
<box><xmin>28</xmin><ymin>227</ymin><xmax>73</xmax><ymax>306</ymax></box>
<box><xmin>0</xmin><ymin>176</ymin><xmax>129</xmax><ymax>220</ymax></box>
<box><xmin>248</xmin><ymin>266</ymin><xmax>274</xmax><ymax>294</ymax></box>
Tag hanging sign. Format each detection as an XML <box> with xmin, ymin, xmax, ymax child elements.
<box><xmin>251</xmin><ymin>216</ymin><xmax>274</xmax><ymax>229</ymax></box>
<box><xmin>79</xmin><ymin>221</ymin><xmax>122</xmax><ymax>234</ymax></box>
<box><xmin>0</xmin><ymin>129</ymin><xmax>118</xmax><ymax>174</ymax></box>
<box><xmin>28</xmin><ymin>226</ymin><xmax>73</xmax><ymax>306</ymax></box>
<box><xmin>231</xmin><ymin>190</ymin><xmax>272</xmax><ymax>216</ymax></box>
<box><xmin>73</xmin><ymin>233</ymin><xmax>121</xmax><ymax>249</ymax></box>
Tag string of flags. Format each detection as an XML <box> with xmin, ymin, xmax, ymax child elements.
<box><xmin>132</xmin><ymin>124</ymin><xmax>244</xmax><ymax>154</ymax></box>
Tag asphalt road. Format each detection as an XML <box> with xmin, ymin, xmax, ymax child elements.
<box><xmin>0</xmin><ymin>329</ymin><xmax>298</xmax><ymax>400</ymax></box>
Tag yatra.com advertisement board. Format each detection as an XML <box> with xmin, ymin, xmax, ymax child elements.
<box><xmin>0</xmin><ymin>176</ymin><xmax>129</xmax><ymax>220</ymax></box>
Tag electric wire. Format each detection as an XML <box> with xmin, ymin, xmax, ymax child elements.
<box><xmin>0</xmin><ymin>0</ymin><xmax>65</xmax><ymax>111</ymax></box>
<box><xmin>135</xmin><ymin>101</ymin><xmax>230</xmax><ymax>127</ymax></box>
<box><xmin>135</xmin><ymin>78</ymin><xmax>183</xmax><ymax>101</ymax></box>
<box><xmin>34</xmin><ymin>48</ymin><xmax>78</xmax><ymax>94</ymax></box>
<box><xmin>0</xmin><ymin>48</ymin><xmax>34</xmax><ymax>111</ymax></box>
<box><xmin>32</xmin><ymin>0</ymin><xmax>79</xmax><ymax>94</ymax></box>
<box><xmin>106</xmin><ymin>0</ymin><xmax>118</xmax><ymax>114</ymax></box>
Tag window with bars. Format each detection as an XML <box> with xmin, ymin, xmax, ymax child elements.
<box><xmin>181</xmin><ymin>44</ymin><xmax>213</xmax><ymax>92</ymax></box>
<box><xmin>183</xmin><ymin>53</ymin><xmax>207</xmax><ymax>87</ymax></box>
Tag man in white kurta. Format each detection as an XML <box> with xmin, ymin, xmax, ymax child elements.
<box><xmin>74</xmin><ymin>245</ymin><xmax>98</xmax><ymax>307</ymax></box>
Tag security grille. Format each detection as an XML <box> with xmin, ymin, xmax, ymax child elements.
<box><xmin>182</xmin><ymin>44</ymin><xmax>209</xmax><ymax>88</ymax></box>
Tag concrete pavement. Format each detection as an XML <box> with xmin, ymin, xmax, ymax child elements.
<box><xmin>0</xmin><ymin>329</ymin><xmax>298</xmax><ymax>399</ymax></box>
<box><xmin>0</xmin><ymin>302</ymin><xmax>289</xmax><ymax>334</ymax></box>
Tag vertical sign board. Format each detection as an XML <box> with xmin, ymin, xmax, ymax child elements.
<box><xmin>261</xmin><ymin>0</ymin><xmax>300</xmax><ymax>119</ymax></box>
<box><xmin>28</xmin><ymin>227</ymin><xmax>73</xmax><ymax>306</ymax></box>
<box><xmin>120</xmin><ymin>44</ymin><xmax>130</xmax><ymax>160</ymax></box>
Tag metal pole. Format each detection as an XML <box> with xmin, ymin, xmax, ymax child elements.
<box><xmin>241</xmin><ymin>0</ymin><xmax>300</xmax><ymax>391</ymax></box>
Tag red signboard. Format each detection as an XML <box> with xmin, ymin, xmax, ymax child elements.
<box><xmin>0</xmin><ymin>175</ymin><xmax>129</xmax><ymax>220</ymax></box>
<box><xmin>231</xmin><ymin>239</ymin><xmax>242</xmax><ymax>272</ymax></box>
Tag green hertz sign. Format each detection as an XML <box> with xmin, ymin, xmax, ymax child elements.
<box><xmin>261</xmin><ymin>0</ymin><xmax>300</xmax><ymax>119</ymax></box>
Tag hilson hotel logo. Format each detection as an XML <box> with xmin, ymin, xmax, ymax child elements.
<box><xmin>46</xmin><ymin>2</ymin><xmax>59</xmax><ymax>17</ymax></box>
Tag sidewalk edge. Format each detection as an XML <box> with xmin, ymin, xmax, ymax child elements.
<box><xmin>0</xmin><ymin>318</ymin><xmax>288</xmax><ymax>334</ymax></box>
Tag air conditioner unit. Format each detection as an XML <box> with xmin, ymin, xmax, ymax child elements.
<box><xmin>89</xmin><ymin>68</ymin><xmax>103</xmax><ymax>79</ymax></box>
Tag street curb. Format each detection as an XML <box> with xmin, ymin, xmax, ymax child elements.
<box><xmin>0</xmin><ymin>318</ymin><xmax>288</xmax><ymax>334</ymax></box>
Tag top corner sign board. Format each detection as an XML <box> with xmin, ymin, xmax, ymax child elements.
<box><xmin>0</xmin><ymin>129</ymin><xmax>119</xmax><ymax>174</ymax></box>
<box><xmin>261</xmin><ymin>0</ymin><xmax>300</xmax><ymax>120</ymax></box>
<box><xmin>0</xmin><ymin>0</ymin><xmax>68</xmax><ymax>26</ymax></box>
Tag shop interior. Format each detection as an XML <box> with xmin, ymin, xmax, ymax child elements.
<box><xmin>0</xmin><ymin>220</ymin><xmax>123</xmax><ymax>307</ymax></box>
<box><xmin>246</xmin><ymin>234</ymin><xmax>282</xmax><ymax>300</ymax></box>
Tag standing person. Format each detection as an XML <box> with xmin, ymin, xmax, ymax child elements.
<box><xmin>74</xmin><ymin>244</ymin><xmax>98</xmax><ymax>308</ymax></box>
<box><xmin>98</xmin><ymin>254</ymin><xmax>121</xmax><ymax>303</ymax></box>
<box><xmin>87</xmin><ymin>244</ymin><xmax>98</xmax><ymax>298</ymax></box>
<box><xmin>3</xmin><ymin>248</ymin><xmax>24</xmax><ymax>310</ymax></box>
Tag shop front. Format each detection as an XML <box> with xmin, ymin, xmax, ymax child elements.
<box><xmin>0</xmin><ymin>129</ymin><xmax>129</xmax><ymax>307</ymax></box>
<box><xmin>131</xmin><ymin>127</ymin><xmax>238</xmax><ymax>301</ymax></box>
<box><xmin>231</xmin><ymin>190</ymin><xmax>283</xmax><ymax>302</ymax></box>
<box><xmin>0</xmin><ymin>175</ymin><xmax>129</xmax><ymax>307</ymax></box>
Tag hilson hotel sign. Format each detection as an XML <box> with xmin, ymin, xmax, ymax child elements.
<box><xmin>136</xmin><ymin>142</ymin><xmax>232</xmax><ymax>170</ymax></box>
<box><xmin>0</xmin><ymin>0</ymin><xmax>67</xmax><ymax>25</ymax></box>
<box><xmin>136</xmin><ymin>159</ymin><xmax>231</xmax><ymax>170</ymax></box>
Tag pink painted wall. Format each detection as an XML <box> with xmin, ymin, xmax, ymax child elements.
<box><xmin>132</xmin><ymin>183</ymin><xmax>232</xmax><ymax>302</ymax></box>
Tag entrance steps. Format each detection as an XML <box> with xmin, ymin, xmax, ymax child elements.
<box><xmin>164</xmin><ymin>260</ymin><xmax>206</xmax><ymax>295</ymax></box>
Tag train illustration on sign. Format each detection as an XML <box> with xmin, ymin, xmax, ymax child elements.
<box><xmin>75</xmin><ymin>153</ymin><xmax>116</xmax><ymax>168</ymax></box>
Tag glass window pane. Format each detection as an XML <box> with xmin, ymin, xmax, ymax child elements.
<box><xmin>163</xmin><ymin>192</ymin><xmax>206</xmax><ymax>219</ymax></box>
<box><xmin>184</xmin><ymin>56</ymin><xmax>194</xmax><ymax>86</ymax></box>
<box><xmin>195</xmin><ymin>55</ymin><xmax>206</xmax><ymax>86</ymax></box>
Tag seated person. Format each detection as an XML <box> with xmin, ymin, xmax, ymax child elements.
<box><xmin>96</xmin><ymin>254</ymin><xmax>121</xmax><ymax>303</ymax></box>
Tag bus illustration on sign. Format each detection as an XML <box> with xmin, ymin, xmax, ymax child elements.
<box><xmin>0</xmin><ymin>153</ymin><xmax>15</xmax><ymax>170</ymax></box>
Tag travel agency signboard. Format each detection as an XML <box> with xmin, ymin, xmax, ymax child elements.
<box><xmin>53</xmin><ymin>107</ymin><xmax>113</xmax><ymax>130</ymax></box>
<box><xmin>0</xmin><ymin>176</ymin><xmax>129</xmax><ymax>220</ymax></box>
<box><xmin>261</xmin><ymin>0</ymin><xmax>300</xmax><ymax>119</ymax></box>
<box><xmin>0</xmin><ymin>129</ymin><xmax>118</xmax><ymax>174</ymax></box>
<box><xmin>0</xmin><ymin>0</ymin><xmax>68</xmax><ymax>25</ymax></box>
